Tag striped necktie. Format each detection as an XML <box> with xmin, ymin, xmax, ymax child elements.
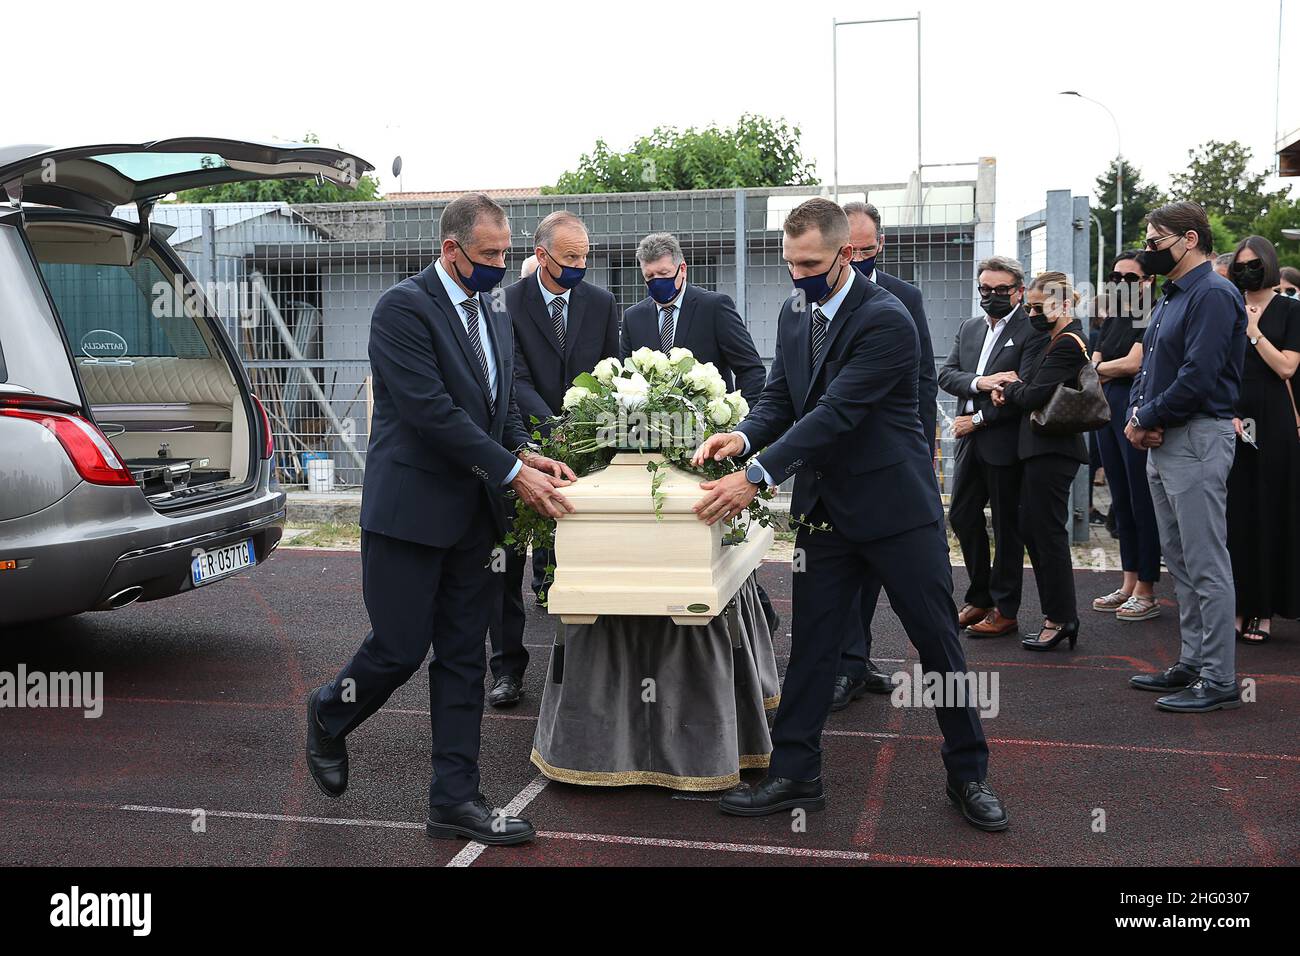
<box><xmin>659</xmin><ymin>303</ymin><xmax>676</xmax><ymax>352</ymax></box>
<box><xmin>550</xmin><ymin>296</ymin><xmax>566</xmax><ymax>352</ymax></box>
<box><xmin>810</xmin><ymin>306</ymin><xmax>829</xmax><ymax>371</ymax></box>
<box><xmin>459</xmin><ymin>295</ymin><xmax>495</xmax><ymax>414</ymax></box>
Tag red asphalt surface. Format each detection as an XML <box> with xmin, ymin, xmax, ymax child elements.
<box><xmin>1</xmin><ymin>547</ymin><xmax>1296</xmax><ymax>868</ymax></box>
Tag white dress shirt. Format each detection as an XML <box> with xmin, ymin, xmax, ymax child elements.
<box><xmin>740</xmin><ymin>269</ymin><xmax>858</xmax><ymax>484</ymax></box>
<box><xmin>963</xmin><ymin>314</ymin><xmax>1012</xmax><ymax>414</ymax></box>
<box><xmin>434</xmin><ymin>259</ymin><xmax>520</xmax><ymax>485</ymax></box>
<box><xmin>537</xmin><ymin>267</ymin><xmax>571</xmax><ymax>334</ymax></box>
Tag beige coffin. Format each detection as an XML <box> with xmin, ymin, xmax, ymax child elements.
<box><xmin>547</xmin><ymin>452</ymin><xmax>773</xmax><ymax>626</ymax></box>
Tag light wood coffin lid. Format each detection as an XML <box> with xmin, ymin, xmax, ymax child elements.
<box><xmin>547</xmin><ymin>452</ymin><xmax>773</xmax><ymax>626</ymax></box>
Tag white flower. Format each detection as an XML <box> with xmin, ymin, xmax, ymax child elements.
<box><xmin>669</xmin><ymin>347</ymin><xmax>694</xmax><ymax>364</ymax></box>
<box><xmin>563</xmin><ymin>385</ymin><xmax>593</xmax><ymax>409</ymax></box>
<box><xmin>592</xmin><ymin>357</ymin><xmax>621</xmax><ymax>386</ymax></box>
<box><xmin>629</xmin><ymin>346</ymin><xmax>670</xmax><ymax>377</ymax></box>
<box><xmin>611</xmin><ymin>372</ymin><xmax>650</xmax><ymax>410</ymax></box>
<box><xmin>706</xmin><ymin>397</ymin><xmax>734</xmax><ymax>427</ymax></box>
<box><xmin>725</xmin><ymin>390</ymin><xmax>749</xmax><ymax>421</ymax></box>
<box><xmin>686</xmin><ymin>361</ymin><xmax>727</xmax><ymax>400</ymax></box>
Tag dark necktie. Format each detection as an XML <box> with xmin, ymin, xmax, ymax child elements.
<box><xmin>460</xmin><ymin>296</ymin><xmax>495</xmax><ymax>414</ymax></box>
<box><xmin>810</xmin><ymin>306</ymin><xmax>829</xmax><ymax>371</ymax></box>
<box><xmin>551</xmin><ymin>297</ymin><xmax>566</xmax><ymax>352</ymax></box>
<box><xmin>659</xmin><ymin>303</ymin><xmax>676</xmax><ymax>352</ymax></box>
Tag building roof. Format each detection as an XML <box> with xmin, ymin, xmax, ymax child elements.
<box><xmin>1278</xmin><ymin>126</ymin><xmax>1300</xmax><ymax>177</ymax></box>
<box><xmin>387</xmin><ymin>187</ymin><xmax>544</xmax><ymax>201</ymax></box>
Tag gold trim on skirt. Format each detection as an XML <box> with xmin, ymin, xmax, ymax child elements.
<box><xmin>531</xmin><ymin>748</ymin><xmax>771</xmax><ymax>792</ymax></box>
<box><xmin>763</xmin><ymin>694</ymin><xmax>781</xmax><ymax>711</ymax></box>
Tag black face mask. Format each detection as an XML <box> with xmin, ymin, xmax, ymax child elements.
<box><xmin>980</xmin><ymin>292</ymin><xmax>1016</xmax><ymax>319</ymax></box>
<box><xmin>1027</xmin><ymin>310</ymin><xmax>1055</xmax><ymax>333</ymax></box>
<box><xmin>1136</xmin><ymin>236</ymin><xmax>1187</xmax><ymax>277</ymax></box>
<box><xmin>1230</xmin><ymin>260</ymin><xmax>1266</xmax><ymax>292</ymax></box>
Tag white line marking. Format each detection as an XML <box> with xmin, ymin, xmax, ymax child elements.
<box><xmin>445</xmin><ymin>773</ymin><xmax>550</xmax><ymax>868</ymax></box>
<box><xmin>119</xmin><ymin>805</ymin><xmax>422</xmax><ymax>829</ymax></box>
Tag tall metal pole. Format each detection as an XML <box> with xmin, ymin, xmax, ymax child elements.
<box><xmin>1061</xmin><ymin>91</ymin><xmax>1122</xmax><ymax>259</ymax></box>
<box><xmin>832</xmin><ymin>15</ymin><xmax>921</xmax><ymax>204</ymax></box>
<box><xmin>916</xmin><ymin>11</ymin><xmax>923</xmax><ymax>185</ymax></box>
<box><xmin>832</xmin><ymin>17</ymin><xmax>839</xmax><ymax>201</ymax></box>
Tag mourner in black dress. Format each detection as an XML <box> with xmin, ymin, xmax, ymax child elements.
<box><xmin>1225</xmin><ymin>237</ymin><xmax>1300</xmax><ymax>643</ymax></box>
<box><xmin>993</xmin><ymin>271</ymin><xmax>1090</xmax><ymax>651</ymax></box>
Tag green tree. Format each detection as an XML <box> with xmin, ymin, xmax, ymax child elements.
<box><xmin>172</xmin><ymin>132</ymin><xmax>381</xmax><ymax>203</ymax></box>
<box><xmin>544</xmin><ymin>114</ymin><xmax>818</xmax><ymax>194</ymax></box>
<box><xmin>1243</xmin><ymin>195</ymin><xmax>1300</xmax><ymax>272</ymax></box>
<box><xmin>1168</xmin><ymin>140</ymin><xmax>1289</xmax><ymax>237</ymax></box>
<box><xmin>1090</xmin><ymin>157</ymin><xmax>1163</xmax><ymax>281</ymax></box>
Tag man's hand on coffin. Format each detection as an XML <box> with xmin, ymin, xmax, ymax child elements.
<box><xmin>694</xmin><ymin>471</ymin><xmax>758</xmax><ymax>526</ymax></box>
<box><xmin>511</xmin><ymin>464</ymin><xmax>576</xmax><ymax>520</ymax></box>
<box><xmin>691</xmin><ymin>432</ymin><xmax>747</xmax><ymax>468</ymax></box>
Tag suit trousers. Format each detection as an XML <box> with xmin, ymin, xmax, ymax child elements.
<box><xmin>1017</xmin><ymin>454</ymin><xmax>1080</xmax><ymax>623</ymax></box>
<box><xmin>838</xmin><ymin>578</ymin><xmax>883</xmax><ymax>679</ymax></box>
<box><xmin>1147</xmin><ymin>418</ymin><xmax>1238</xmax><ymax>687</ymax></box>
<box><xmin>947</xmin><ymin>438</ymin><xmax>1025</xmax><ymax>616</ymax></box>
<box><xmin>316</xmin><ymin>515</ymin><xmax>500</xmax><ymax>807</ymax></box>
<box><xmin>771</xmin><ymin>508</ymin><xmax>989</xmax><ymax>784</ymax></box>
<box><xmin>488</xmin><ymin>539</ymin><xmax>548</xmax><ymax>682</ymax></box>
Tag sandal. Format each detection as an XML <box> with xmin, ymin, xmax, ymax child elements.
<box><xmin>1092</xmin><ymin>588</ymin><xmax>1131</xmax><ymax>612</ymax></box>
<box><xmin>1241</xmin><ymin>617</ymin><xmax>1271</xmax><ymax>644</ymax></box>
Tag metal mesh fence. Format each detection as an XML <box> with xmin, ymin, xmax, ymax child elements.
<box><xmin>136</xmin><ymin>168</ymin><xmax>994</xmax><ymax>493</ymax></box>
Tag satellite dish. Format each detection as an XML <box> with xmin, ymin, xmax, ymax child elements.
<box><xmin>392</xmin><ymin>156</ymin><xmax>403</xmax><ymax>178</ymax></box>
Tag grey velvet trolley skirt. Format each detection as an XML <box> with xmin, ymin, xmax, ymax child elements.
<box><xmin>531</xmin><ymin>573</ymin><xmax>780</xmax><ymax>791</ymax></box>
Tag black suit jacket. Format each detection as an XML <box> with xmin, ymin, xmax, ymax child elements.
<box><xmin>359</xmin><ymin>262</ymin><xmax>531</xmax><ymax>549</ymax></box>
<box><xmin>938</xmin><ymin>307</ymin><xmax>1047</xmax><ymax>467</ymax></box>
<box><xmin>620</xmin><ymin>284</ymin><xmax>767</xmax><ymax>405</ymax></box>
<box><xmin>737</xmin><ymin>275</ymin><xmax>942</xmax><ymax>543</ymax></box>
<box><xmin>1001</xmin><ymin>320</ymin><xmax>1090</xmax><ymax>464</ymax></box>
<box><xmin>874</xmin><ymin>269</ymin><xmax>937</xmax><ymax>452</ymax></box>
<box><xmin>505</xmin><ymin>275</ymin><xmax>620</xmax><ymax>434</ymax></box>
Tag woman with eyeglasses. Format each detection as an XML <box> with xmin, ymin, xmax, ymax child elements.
<box><xmin>1088</xmin><ymin>251</ymin><xmax>1163</xmax><ymax>622</ymax></box>
<box><xmin>1279</xmin><ymin>265</ymin><xmax>1300</xmax><ymax>298</ymax></box>
<box><xmin>991</xmin><ymin>271</ymin><xmax>1089</xmax><ymax>651</ymax></box>
<box><xmin>1225</xmin><ymin>236</ymin><xmax>1300</xmax><ymax>644</ymax></box>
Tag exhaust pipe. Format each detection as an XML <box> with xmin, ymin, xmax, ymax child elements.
<box><xmin>98</xmin><ymin>586</ymin><xmax>143</xmax><ymax>611</ymax></box>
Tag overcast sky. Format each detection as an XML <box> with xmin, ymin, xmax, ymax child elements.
<box><xmin>11</xmin><ymin>0</ymin><xmax>1297</xmax><ymax>253</ymax></box>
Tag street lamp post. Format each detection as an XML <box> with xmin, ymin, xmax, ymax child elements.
<box><xmin>833</xmin><ymin>13</ymin><xmax>922</xmax><ymax>201</ymax></box>
<box><xmin>1061</xmin><ymin>91</ymin><xmax>1123</xmax><ymax>263</ymax></box>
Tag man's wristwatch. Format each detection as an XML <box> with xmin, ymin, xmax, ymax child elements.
<box><xmin>971</xmin><ymin>410</ymin><xmax>984</xmax><ymax>427</ymax></box>
<box><xmin>514</xmin><ymin>441</ymin><xmax>542</xmax><ymax>459</ymax></box>
<box><xmin>744</xmin><ymin>461</ymin><xmax>768</xmax><ymax>489</ymax></box>
<box><xmin>1249</xmin><ymin>334</ymin><xmax>1262</xmax><ymax>346</ymax></box>
<box><xmin>1128</xmin><ymin>412</ymin><xmax>1142</xmax><ymax>430</ymax></box>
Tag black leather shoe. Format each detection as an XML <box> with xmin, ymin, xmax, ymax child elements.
<box><xmin>718</xmin><ymin>776</ymin><xmax>825</xmax><ymax>816</ymax></box>
<box><xmin>830</xmin><ymin>675</ymin><xmax>867</xmax><ymax>712</ymax></box>
<box><xmin>862</xmin><ymin>660</ymin><xmax>894</xmax><ymax>694</ymax></box>
<box><xmin>306</xmin><ymin>686</ymin><xmax>348</xmax><ymax>798</ymax></box>
<box><xmin>945</xmin><ymin>780</ymin><xmax>1009</xmax><ymax>832</ymax></box>
<box><xmin>1130</xmin><ymin>662</ymin><xmax>1199</xmax><ymax>692</ymax></box>
<box><xmin>1155</xmin><ymin>679</ymin><xmax>1242</xmax><ymax>713</ymax></box>
<box><xmin>488</xmin><ymin>675</ymin><xmax>522</xmax><ymax>708</ymax></box>
<box><xmin>426</xmin><ymin>797</ymin><xmax>536</xmax><ymax>845</ymax></box>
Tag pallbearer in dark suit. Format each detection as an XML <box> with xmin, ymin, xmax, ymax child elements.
<box><xmin>833</xmin><ymin>200</ymin><xmax>939</xmax><ymax>710</ymax></box>
<box><xmin>304</xmin><ymin>194</ymin><xmax>577</xmax><ymax>846</ymax></box>
<box><xmin>940</xmin><ymin>256</ymin><xmax>1047</xmax><ymax>639</ymax></box>
<box><xmin>622</xmin><ymin>231</ymin><xmax>778</xmax><ymax>631</ymax></box>
<box><xmin>692</xmin><ymin>198</ymin><xmax>1007</xmax><ymax>832</ymax></box>
<box><xmin>487</xmin><ymin>211</ymin><xmax>620</xmax><ymax>707</ymax></box>
<box><xmin>620</xmin><ymin>232</ymin><xmax>767</xmax><ymax>407</ymax></box>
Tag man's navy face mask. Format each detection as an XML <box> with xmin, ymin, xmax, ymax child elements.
<box><xmin>646</xmin><ymin>265</ymin><xmax>683</xmax><ymax>304</ymax></box>
<box><xmin>542</xmin><ymin>247</ymin><xmax>586</xmax><ymax>289</ymax></box>
<box><xmin>791</xmin><ymin>248</ymin><xmax>848</xmax><ymax>304</ymax></box>
<box><xmin>453</xmin><ymin>241</ymin><xmax>507</xmax><ymax>293</ymax></box>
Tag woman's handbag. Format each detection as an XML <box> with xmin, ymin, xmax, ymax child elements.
<box><xmin>1030</xmin><ymin>331</ymin><xmax>1112</xmax><ymax>435</ymax></box>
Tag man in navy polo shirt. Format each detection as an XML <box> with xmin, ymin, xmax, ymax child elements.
<box><xmin>1124</xmin><ymin>201</ymin><xmax>1246</xmax><ymax>713</ymax></box>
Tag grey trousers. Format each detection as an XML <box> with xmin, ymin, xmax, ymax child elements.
<box><xmin>1145</xmin><ymin>418</ymin><xmax>1237</xmax><ymax>686</ymax></box>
